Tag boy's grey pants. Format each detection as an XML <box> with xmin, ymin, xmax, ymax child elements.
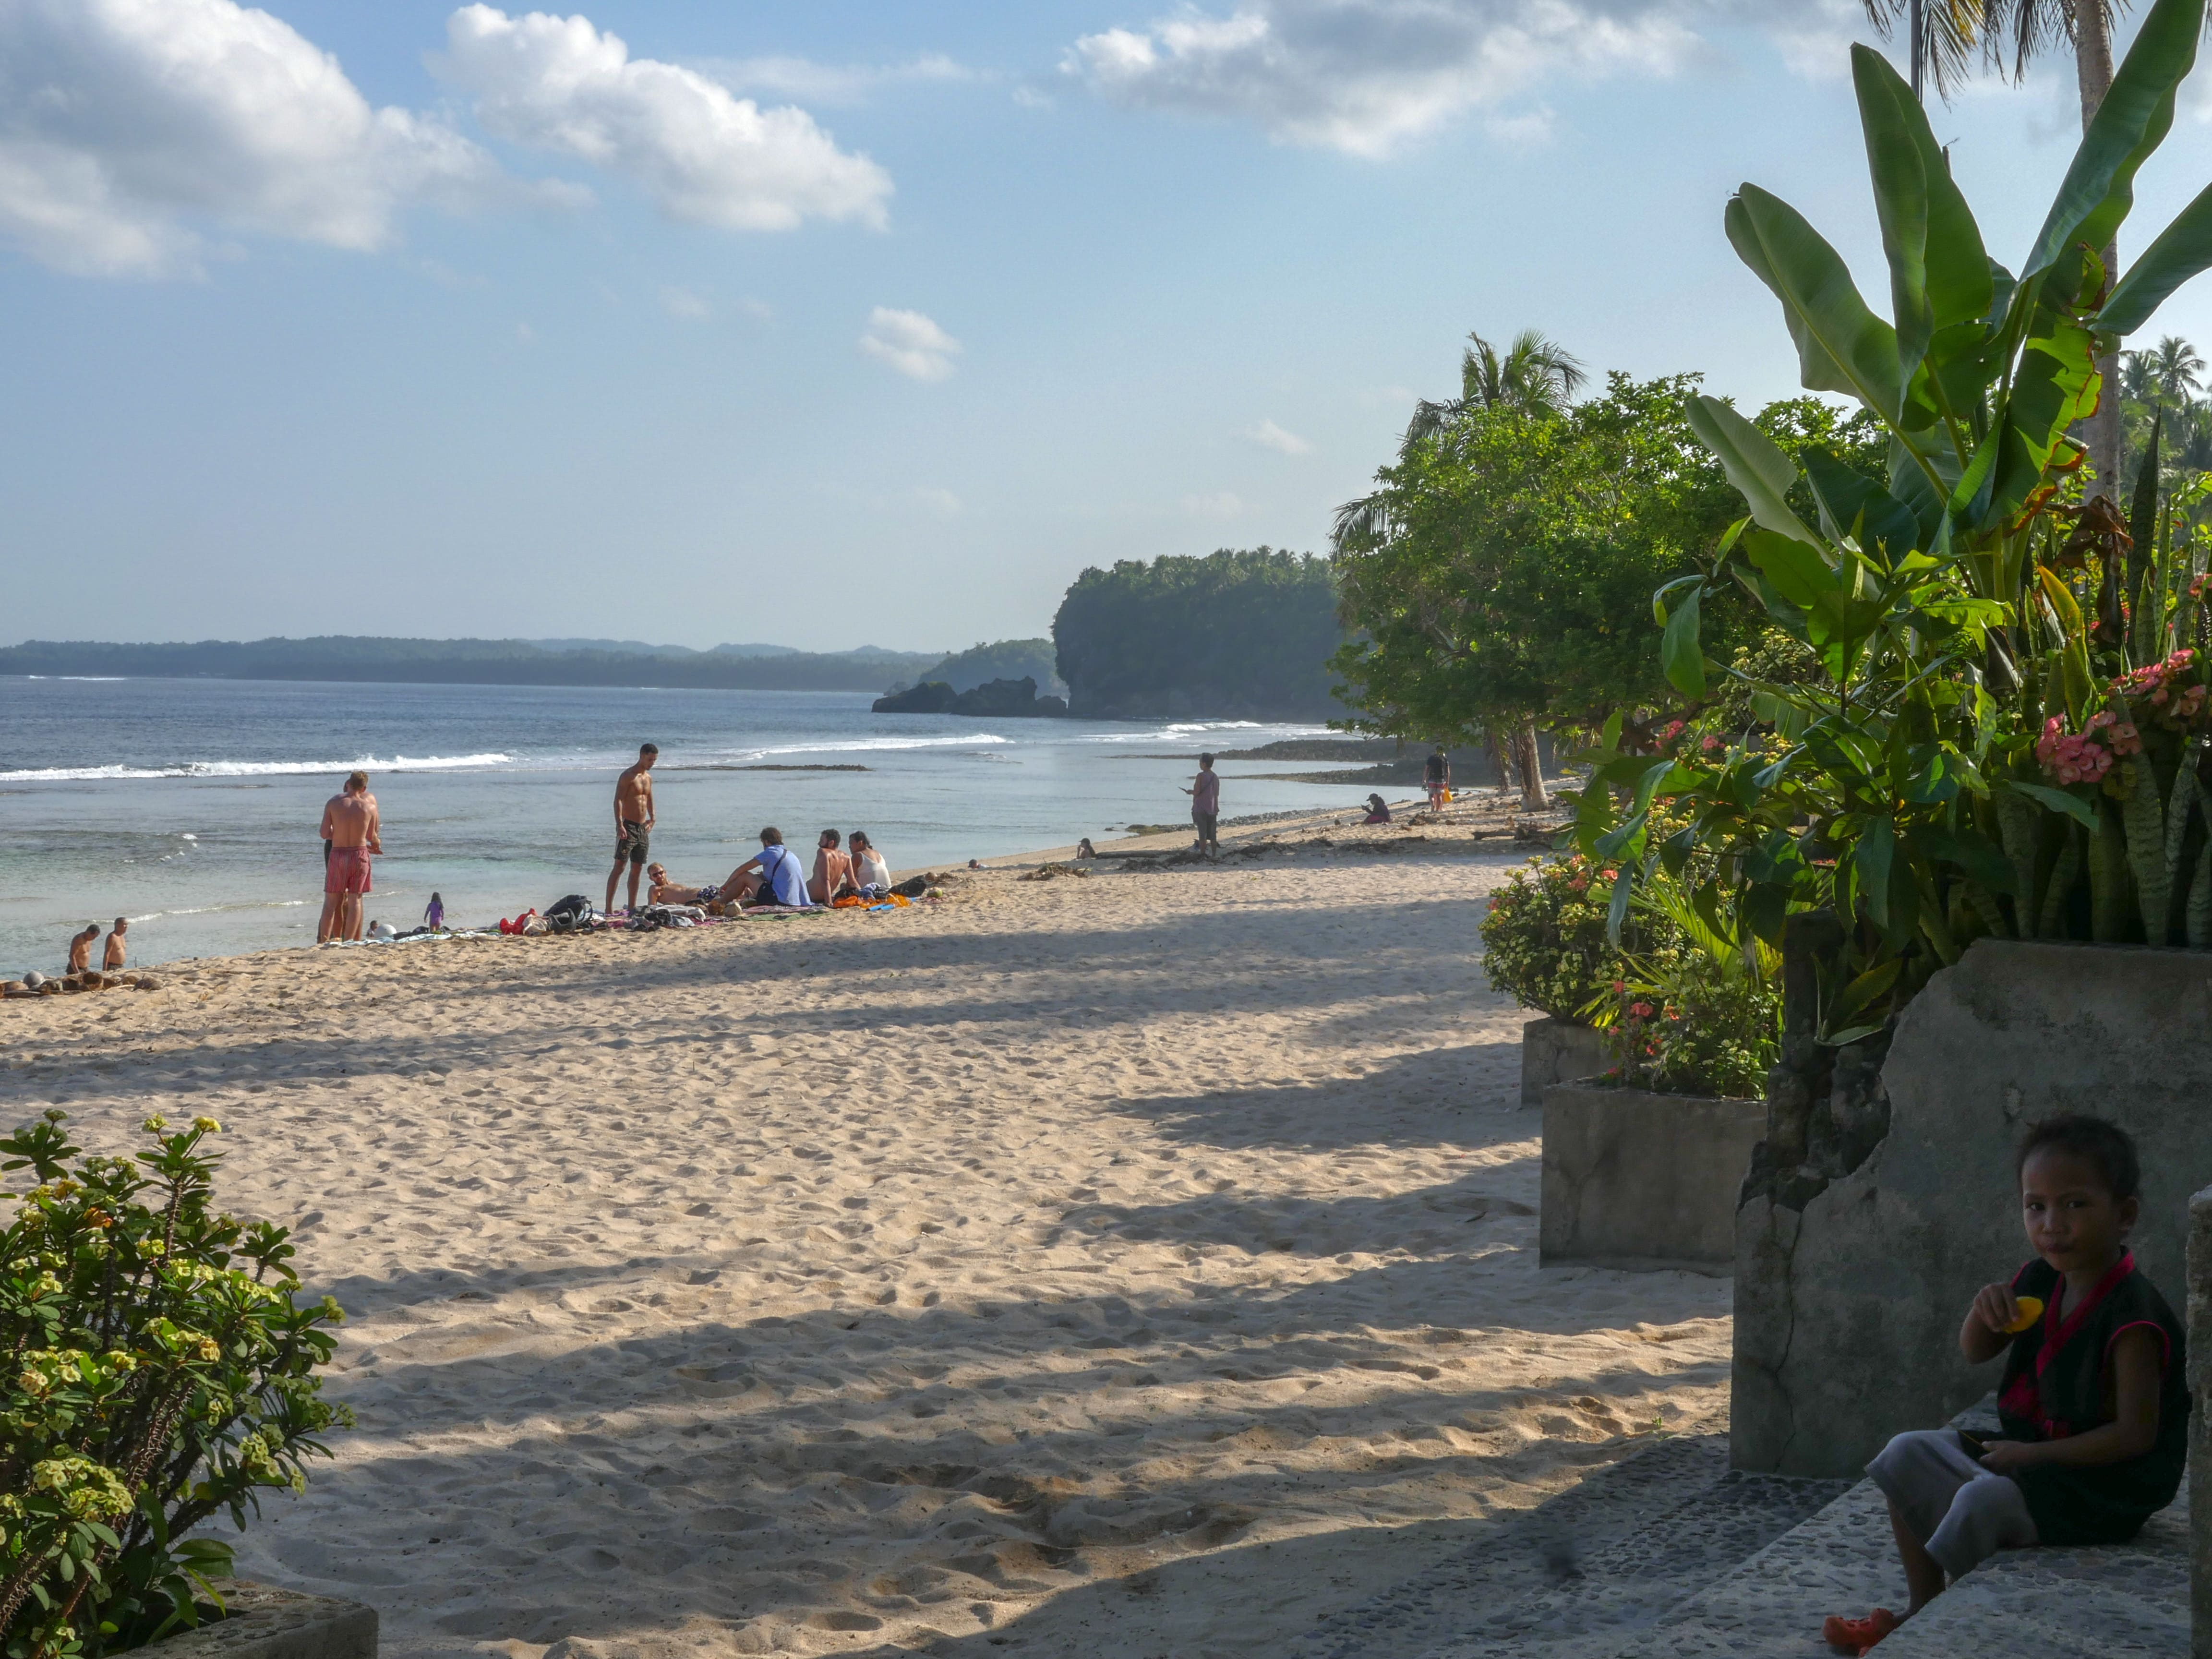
<box><xmin>1867</xmin><ymin>1429</ymin><xmax>2039</xmax><ymax>1579</ymax></box>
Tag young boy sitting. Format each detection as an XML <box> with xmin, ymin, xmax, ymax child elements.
<box><xmin>1825</xmin><ymin>1114</ymin><xmax>2188</xmax><ymax>1655</ymax></box>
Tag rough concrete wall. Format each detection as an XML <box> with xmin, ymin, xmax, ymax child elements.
<box><xmin>1540</xmin><ymin>1082</ymin><xmax>1766</xmax><ymax>1270</ymax></box>
<box><xmin>2192</xmin><ymin>1185</ymin><xmax>2212</xmax><ymax>1659</ymax></box>
<box><xmin>1521</xmin><ymin>1016</ymin><xmax>1608</xmax><ymax>1108</ymax></box>
<box><xmin>1732</xmin><ymin>939</ymin><xmax>2212</xmax><ymax>1477</ymax></box>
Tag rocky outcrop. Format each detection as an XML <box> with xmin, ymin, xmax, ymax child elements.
<box><xmin>872</xmin><ymin>677</ymin><xmax>1067</xmax><ymax>719</ymax></box>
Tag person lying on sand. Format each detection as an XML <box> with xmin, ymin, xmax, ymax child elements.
<box><xmin>102</xmin><ymin>917</ymin><xmax>128</xmax><ymax>970</ymax></box>
<box><xmin>67</xmin><ymin>923</ymin><xmax>99</xmax><ymax>975</ymax></box>
<box><xmin>1823</xmin><ymin>1115</ymin><xmax>2185</xmax><ymax>1656</ymax></box>
<box><xmin>644</xmin><ymin>863</ymin><xmax>722</xmax><ymax>906</ymax></box>
<box><xmin>849</xmin><ymin>831</ymin><xmax>892</xmax><ymax>895</ymax></box>
<box><xmin>713</xmin><ymin>828</ymin><xmax>812</xmax><ymax>909</ymax></box>
<box><xmin>809</xmin><ymin>829</ymin><xmax>857</xmax><ymax>904</ymax></box>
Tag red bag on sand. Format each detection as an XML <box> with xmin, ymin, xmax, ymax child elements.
<box><xmin>499</xmin><ymin>909</ymin><xmax>538</xmax><ymax>935</ymax></box>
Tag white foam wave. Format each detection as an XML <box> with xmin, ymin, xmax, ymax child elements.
<box><xmin>0</xmin><ymin>753</ymin><xmax>513</xmax><ymax>783</ymax></box>
<box><xmin>685</xmin><ymin>733</ymin><xmax>1016</xmax><ymax>765</ymax></box>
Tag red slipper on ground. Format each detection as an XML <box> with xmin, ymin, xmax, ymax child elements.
<box><xmin>1822</xmin><ymin>1608</ymin><xmax>1900</xmax><ymax>1654</ymax></box>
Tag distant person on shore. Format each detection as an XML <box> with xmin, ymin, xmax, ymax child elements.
<box><xmin>424</xmin><ymin>893</ymin><xmax>445</xmax><ymax>931</ymax></box>
<box><xmin>1183</xmin><ymin>753</ymin><xmax>1221</xmax><ymax>857</ymax></box>
<box><xmin>605</xmin><ymin>744</ymin><xmax>658</xmax><ymax>915</ymax></box>
<box><xmin>1362</xmin><ymin>793</ymin><xmax>1392</xmax><ymax>825</ymax></box>
<box><xmin>319</xmin><ymin>771</ymin><xmax>381</xmax><ymax>944</ymax></box>
<box><xmin>67</xmin><ymin>923</ymin><xmax>99</xmax><ymax>975</ymax></box>
<box><xmin>717</xmin><ymin>828</ymin><xmax>811</xmax><ymax>909</ymax></box>
<box><xmin>1425</xmin><ymin>745</ymin><xmax>1451</xmax><ymax>811</ymax></box>
<box><xmin>102</xmin><ymin>917</ymin><xmax>128</xmax><ymax>970</ymax></box>
<box><xmin>849</xmin><ymin>831</ymin><xmax>892</xmax><ymax>896</ymax></box>
<box><xmin>1822</xmin><ymin>1116</ymin><xmax>2186</xmax><ymax>1655</ymax></box>
<box><xmin>809</xmin><ymin>830</ymin><xmax>857</xmax><ymax>904</ymax></box>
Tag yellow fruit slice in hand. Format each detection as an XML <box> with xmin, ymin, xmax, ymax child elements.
<box><xmin>2003</xmin><ymin>1296</ymin><xmax>2044</xmax><ymax>1334</ymax></box>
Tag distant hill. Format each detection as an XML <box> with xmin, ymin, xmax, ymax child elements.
<box><xmin>1052</xmin><ymin>548</ymin><xmax>1345</xmax><ymax>721</ymax></box>
<box><xmin>0</xmin><ymin>637</ymin><xmax>943</xmax><ymax>692</ymax></box>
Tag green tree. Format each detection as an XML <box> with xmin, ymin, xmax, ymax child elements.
<box><xmin>1331</xmin><ymin>375</ymin><xmax>1876</xmax><ymax>806</ymax></box>
<box><xmin>1050</xmin><ymin>549</ymin><xmax>1342</xmax><ymax>721</ymax></box>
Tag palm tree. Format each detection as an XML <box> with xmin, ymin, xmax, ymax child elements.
<box><xmin>2143</xmin><ymin>336</ymin><xmax>2207</xmax><ymax>410</ymax></box>
<box><xmin>1857</xmin><ymin>0</ymin><xmax>1979</xmax><ymax>98</ymax></box>
<box><xmin>1333</xmin><ymin>327</ymin><xmax>1583</xmax><ymax>812</ymax></box>
<box><xmin>1399</xmin><ymin>329</ymin><xmax>1586</xmax><ymax>451</ymax></box>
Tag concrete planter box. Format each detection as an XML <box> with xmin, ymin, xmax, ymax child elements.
<box><xmin>1520</xmin><ymin>1016</ymin><xmax>1608</xmax><ymax>1108</ymax></box>
<box><xmin>1733</xmin><ymin>939</ymin><xmax>2212</xmax><ymax>1479</ymax></box>
<box><xmin>2191</xmin><ymin>1185</ymin><xmax>2211</xmax><ymax>1659</ymax></box>
<box><xmin>155</xmin><ymin>1583</ymin><xmax>376</xmax><ymax>1659</ymax></box>
<box><xmin>1540</xmin><ymin>1080</ymin><xmax>1766</xmax><ymax>1272</ymax></box>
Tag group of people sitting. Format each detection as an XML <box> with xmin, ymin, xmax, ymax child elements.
<box><xmin>646</xmin><ymin>827</ymin><xmax>893</xmax><ymax>912</ymax></box>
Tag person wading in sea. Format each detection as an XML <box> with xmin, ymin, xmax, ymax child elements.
<box><xmin>319</xmin><ymin>771</ymin><xmax>381</xmax><ymax>944</ymax></box>
<box><xmin>605</xmin><ymin>743</ymin><xmax>658</xmax><ymax>916</ymax></box>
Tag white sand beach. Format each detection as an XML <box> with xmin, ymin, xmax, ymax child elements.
<box><xmin>0</xmin><ymin>810</ymin><xmax>1733</xmax><ymax>1658</ymax></box>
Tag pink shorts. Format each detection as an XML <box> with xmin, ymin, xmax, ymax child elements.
<box><xmin>325</xmin><ymin>846</ymin><xmax>373</xmax><ymax>895</ymax></box>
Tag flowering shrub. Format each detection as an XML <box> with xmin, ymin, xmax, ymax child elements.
<box><xmin>2111</xmin><ymin>648</ymin><xmax>2209</xmax><ymax>731</ymax></box>
<box><xmin>1580</xmin><ymin>876</ymin><xmax>1779</xmax><ymax>1098</ymax></box>
<box><xmin>2035</xmin><ymin>709</ymin><xmax>2137</xmax><ymax>786</ymax></box>
<box><xmin>1588</xmin><ymin>961</ymin><xmax>1779</xmax><ymax>1099</ymax></box>
<box><xmin>1480</xmin><ymin>854</ymin><xmax>1639</xmax><ymax>1021</ymax></box>
<box><xmin>0</xmin><ymin>1115</ymin><xmax>350</xmax><ymax>1657</ymax></box>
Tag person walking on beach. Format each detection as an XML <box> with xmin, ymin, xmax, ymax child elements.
<box><xmin>319</xmin><ymin>771</ymin><xmax>381</xmax><ymax>944</ymax></box>
<box><xmin>1184</xmin><ymin>753</ymin><xmax>1221</xmax><ymax>857</ymax></box>
<box><xmin>102</xmin><ymin>917</ymin><xmax>128</xmax><ymax>971</ymax></box>
<box><xmin>67</xmin><ymin>923</ymin><xmax>99</xmax><ymax>975</ymax></box>
<box><xmin>605</xmin><ymin>743</ymin><xmax>658</xmax><ymax>916</ymax></box>
<box><xmin>1425</xmin><ymin>744</ymin><xmax>1452</xmax><ymax>812</ymax></box>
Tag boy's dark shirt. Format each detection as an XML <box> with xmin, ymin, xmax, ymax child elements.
<box><xmin>1995</xmin><ymin>1251</ymin><xmax>2188</xmax><ymax>1545</ymax></box>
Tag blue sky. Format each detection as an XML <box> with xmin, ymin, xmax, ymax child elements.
<box><xmin>3</xmin><ymin>0</ymin><xmax>2210</xmax><ymax>653</ymax></box>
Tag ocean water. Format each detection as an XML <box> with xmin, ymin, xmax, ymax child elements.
<box><xmin>0</xmin><ymin>676</ymin><xmax>1382</xmax><ymax>972</ymax></box>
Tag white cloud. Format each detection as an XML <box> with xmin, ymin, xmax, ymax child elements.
<box><xmin>658</xmin><ymin>283</ymin><xmax>709</xmax><ymax>319</ymax></box>
<box><xmin>1064</xmin><ymin>0</ymin><xmax>1872</xmax><ymax>156</ymax></box>
<box><xmin>1247</xmin><ymin>418</ymin><xmax>1311</xmax><ymax>455</ymax></box>
<box><xmin>695</xmin><ymin>53</ymin><xmax>976</xmax><ymax>107</ymax></box>
<box><xmin>859</xmin><ymin>306</ymin><xmax>961</xmax><ymax>381</ymax></box>
<box><xmin>0</xmin><ymin>0</ymin><xmax>505</xmax><ymax>276</ymax></box>
<box><xmin>438</xmin><ymin>6</ymin><xmax>892</xmax><ymax>232</ymax></box>
<box><xmin>914</xmin><ymin>486</ymin><xmax>962</xmax><ymax>517</ymax></box>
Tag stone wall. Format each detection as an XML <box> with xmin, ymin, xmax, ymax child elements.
<box><xmin>1732</xmin><ymin>938</ymin><xmax>2212</xmax><ymax>1478</ymax></box>
<box><xmin>2191</xmin><ymin>1185</ymin><xmax>2212</xmax><ymax>1659</ymax></box>
<box><xmin>1521</xmin><ymin>1016</ymin><xmax>1608</xmax><ymax>1108</ymax></box>
<box><xmin>1540</xmin><ymin>1081</ymin><xmax>1766</xmax><ymax>1271</ymax></box>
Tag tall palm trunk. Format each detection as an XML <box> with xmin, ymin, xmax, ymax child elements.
<box><xmin>2075</xmin><ymin>0</ymin><xmax>2124</xmax><ymax>495</ymax></box>
<box><xmin>1485</xmin><ymin>727</ymin><xmax>1516</xmax><ymax>796</ymax></box>
<box><xmin>1515</xmin><ymin>717</ymin><xmax>1549</xmax><ymax>810</ymax></box>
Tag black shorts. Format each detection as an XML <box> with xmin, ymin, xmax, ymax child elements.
<box><xmin>1194</xmin><ymin>813</ymin><xmax>1218</xmax><ymax>841</ymax></box>
<box><xmin>614</xmin><ymin>820</ymin><xmax>650</xmax><ymax>865</ymax></box>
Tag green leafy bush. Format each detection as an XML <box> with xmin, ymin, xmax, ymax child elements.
<box><xmin>1584</xmin><ymin>879</ymin><xmax>1781</xmax><ymax>1098</ymax></box>
<box><xmin>1479</xmin><ymin>853</ymin><xmax>1639</xmax><ymax>1020</ymax></box>
<box><xmin>0</xmin><ymin>1114</ymin><xmax>350</xmax><ymax>1657</ymax></box>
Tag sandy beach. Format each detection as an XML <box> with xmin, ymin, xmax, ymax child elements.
<box><xmin>0</xmin><ymin>805</ymin><xmax>1733</xmax><ymax>1658</ymax></box>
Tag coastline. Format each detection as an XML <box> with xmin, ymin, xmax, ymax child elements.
<box><xmin>0</xmin><ymin>784</ymin><xmax>1731</xmax><ymax>1659</ymax></box>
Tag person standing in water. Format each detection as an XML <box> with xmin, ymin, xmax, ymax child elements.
<box><xmin>319</xmin><ymin>771</ymin><xmax>381</xmax><ymax>944</ymax></box>
<box><xmin>1184</xmin><ymin>753</ymin><xmax>1221</xmax><ymax>857</ymax></box>
<box><xmin>605</xmin><ymin>743</ymin><xmax>658</xmax><ymax>916</ymax></box>
<box><xmin>102</xmin><ymin>917</ymin><xmax>128</xmax><ymax>970</ymax></box>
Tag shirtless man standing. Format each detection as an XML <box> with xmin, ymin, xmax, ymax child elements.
<box><xmin>605</xmin><ymin>744</ymin><xmax>658</xmax><ymax>915</ymax></box>
<box><xmin>67</xmin><ymin>923</ymin><xmax>99</xmax><ymax>975</ymax></box>
<box><xmin>102</xmin><ymin>917</ymin><xmax>128</xmax><ymax>970</ymax></box>
<box><xmin>319</xmin><ymin>771</ymin><xmax>382</xmax><ymax>944</ymax></box>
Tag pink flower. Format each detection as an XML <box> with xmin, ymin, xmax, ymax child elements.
<box><xmin>1628</xmin><ymin>1001</ymin><xmax>1656</xmax><ymax>1019</ymax></box>
<box><xmin>1701</xmin><ymin>734</ymin><xmax>1722</xmax><ymax>752</ymax></box>
<box><xmin>2110</xmin><ymin>722</ymin><xmax>2142</xmax><ymax>757</ymax></box>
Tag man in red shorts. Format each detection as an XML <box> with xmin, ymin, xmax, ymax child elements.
<box><xmin>319</xmin><ymin>770</ymin><xmax>382</xmax><ymax>944</ymax></box>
